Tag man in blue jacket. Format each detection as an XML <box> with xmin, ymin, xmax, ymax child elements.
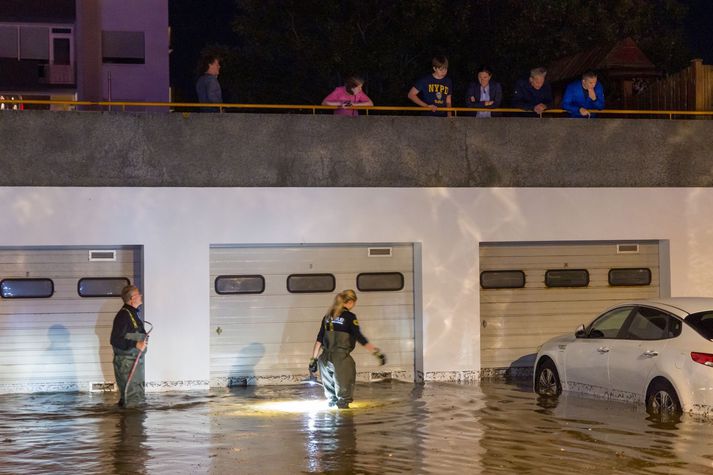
<box><xmin>562</xmin><ymin>71</ymin><xmax>605</xmax><ymax>118</ymax></box>
<box><xmin>512</xmin><ymin>67</ymin><xmax>553</xmax><ymax>116</ymax></box>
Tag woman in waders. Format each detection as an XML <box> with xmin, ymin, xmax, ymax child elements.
<box><xmin>309</xmin><ymin>289</ymin><xmax>386</xmax><ymax>409</ymax></box>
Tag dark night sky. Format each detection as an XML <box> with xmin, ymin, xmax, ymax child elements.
<box><xmin>169</xmin><ymin>0</ymin><xmax>713</xmax><ymax>102</ymax></box>
<box><xmin>684</xmin><ymin>0</ymin><xmax>713</xmax><ymax>63</ymax></box>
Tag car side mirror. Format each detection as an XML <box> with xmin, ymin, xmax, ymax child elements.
<box><xmin>575</xmin><ymin>324</ymin><xmax>586</xmax><ymax>338</ymax></box>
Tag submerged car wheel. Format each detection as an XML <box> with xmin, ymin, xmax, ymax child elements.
<box><xmin>535</xmin><ymin>359</ymin><xmax>562</xmax><ymax>396</ymax></box>
<box><xmin>647</xmin><ymin>380</ymin><xmax>681</xmax><ymax>415</ymax></box>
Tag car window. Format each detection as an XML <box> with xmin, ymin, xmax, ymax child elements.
<box><xmin>624</xmin><ymin>306</ymin><xmax>680</xmax><ymax>340</ymax></box>
<box><xmin>685</xmin><ymin>311</ymin><xmax>713</xmax><ymax>340</ymax></box>
<box><xmin>587</xmin><ymin>307</ymin><xmax>633</xmax><ymax>339</ymax></box>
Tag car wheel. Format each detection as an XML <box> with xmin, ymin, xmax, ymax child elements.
<box><xmin>647</xmin><ymin>380</ymin><xmax>681</xmax><ymax>415</ymax></box>
<box><xmin>535</xmin><ymin>359</ymin><xmax>561</xmax><ymax>396</ymax></box>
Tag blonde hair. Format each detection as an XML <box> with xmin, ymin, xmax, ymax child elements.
<box><xmin>327</xmin><ymin>289</ymin><xmax>357</xmax><ymax>318</ymax></box>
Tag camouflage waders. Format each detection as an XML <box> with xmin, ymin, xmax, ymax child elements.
<box><xmin>318</xmin><ymin>330</ymin><xmax>356</xmax><ymax>405</ymax></box>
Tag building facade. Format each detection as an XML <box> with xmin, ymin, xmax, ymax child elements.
<box><xmin>0</xmin><ymin>0</ymin><xmax>168</xmax><ymax>109</ymax></box>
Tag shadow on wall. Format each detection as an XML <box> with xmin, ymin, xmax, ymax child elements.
<box><xmin>44</xmin><ymin>324</ymin><xmax>77</xmax><ymax>390</ymax></box>
<box><xmin>228</xmin><ymin>342</ymin><xmax>265</xmax><ymax>387</ymax></box>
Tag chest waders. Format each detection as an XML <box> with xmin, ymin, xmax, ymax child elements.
<box><xmin>318</xmin><ymin>317</ymin><xmax>357</xmax><ymax>406</ymax></box>
<box><xmin>113</xmin><ymin>308</ymin><xmax>151</xmax><ymax>408</ymax></box>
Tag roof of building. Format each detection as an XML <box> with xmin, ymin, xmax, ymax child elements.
<box><xmin>547</xmin><ymin>37</ymin><xmax>661</xmax><ymax>83</ymax></box>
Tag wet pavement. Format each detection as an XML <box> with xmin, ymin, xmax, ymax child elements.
<box><xmin>1</xmin><ymin>380</ymin><xmax>713</xmax><ymax>474</ymax></box>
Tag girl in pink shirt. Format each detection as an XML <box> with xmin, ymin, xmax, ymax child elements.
<box><xmin>322</xmin><ymin>76</ymin><xmax>374</xmax><ymax>116</ymax></box>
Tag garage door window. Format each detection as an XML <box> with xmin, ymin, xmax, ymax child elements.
<box><xmin>1</xmin><ymin>278</ymin><xmax>54</xmax><ymax>298</ymax></box>
<box><xmin>78</xmin><ymin>277</ymin><xmax>130</xmax><ymax>297</ymax></box>
<box><xmin>480</xmin><ymin>270</ymin><xmax>525</xmax><ymax>289</ymax></box>
<box><xmin>287</xmin><ymin>274</ymin><xmax>335</xmax><ymax>293</ymax></box>
<box><xmin>215</xmin><ymin>275</ymin><xmax>265</xmax><ymax>295</ymax></box>
<box><xmin>609</xmin><ymin>268</ymin><xmax>651</xmax><ymax>286</ymax></box>
<box><xmin>545</xmin><ymin>269</ymin><xmax>589</xmax><ymax>288</ymax></box>
<box><xmin>357</xmin><ymin>272</ymin><xmax>404</xmax><ymax>292</ymax></box>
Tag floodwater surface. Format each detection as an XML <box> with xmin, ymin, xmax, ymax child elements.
<box><xmin>1</xmin><ymin>381</ymin><xmax>713</xmax><ymax>474</ymax></box>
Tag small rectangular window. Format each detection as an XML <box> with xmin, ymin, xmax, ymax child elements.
<box><xmin>78</xmin><ymin>277</ymin><xmax>130</xmax><ymax>297</ymax></box>
<box><xmin>1</xmin><ymin>278</ymin><xmax>54</xmax><ymax>298</ymax></box>
<box><xmin>480</xmin><ymin>270</ymin><xmax>526</xmax><ymax>289</ymax></box>
<box><xmin>545</xmin><ymin>269</ymin><xmax>589</xmax><ymax>288</ymax></box>
<box><xmin>215</xmin><ymin>275</ymin><xmax>265</xmax><ymax>295</ymax></box>
<box><xmin>102</xmin><ymin>31</ymin><xmax>145</xmax><ymax>64</ymax></box>
<box><xmin>609</xmin><ymin>268</ymin><xmax>652</xmax><ymax>286</ymax></box>
<box><xmin>0</xmin><ymin>27</ymin><xmax>18</xmax><ymax>58</ymax></box>
<box><xmin>357</xmin><ymin>272</ymin><xmax>404</xmax><ymax>292</ymax></box>
<box><xmin>287</xmin><ymin>274</ymin><xmax>335</xmax><ymax>293</ymax></box>
<box><xmin>20</xmin><ymin>27</ymin><xmax>49</xmax><ymax>60</ymax></box>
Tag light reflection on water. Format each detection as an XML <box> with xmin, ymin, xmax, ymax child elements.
<box><xmin>1</xmin><ymin>381</ymin><xmax>713</xmax><ymax>474</ymax></box>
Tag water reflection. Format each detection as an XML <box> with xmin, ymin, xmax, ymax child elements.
<box><xmin>0</xmin><ymin>381</ymin><xmax>712</xmax><ymax>474</ymax></box>
<box><xmin>112</xmin><ymin>409</ymin><xmax>148</xmax><ymax>474</ymax></box>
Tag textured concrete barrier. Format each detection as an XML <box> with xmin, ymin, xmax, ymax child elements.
<box><xmin>1</xmin><ymin>110</ymin><xmax>712</xmax><ymax>186</ymax></box>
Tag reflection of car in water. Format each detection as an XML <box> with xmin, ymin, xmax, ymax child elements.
<box><xmin>0</xmin><ymin>95</ymin><xmax>24</xmax><ymax>110</ymax></box>
<box><xmin>534</xmin><ymin>298</ymin><xmax>713</xmax><ymax>416</ymax></box>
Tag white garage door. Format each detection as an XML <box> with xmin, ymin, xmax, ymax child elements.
<box><xmin>479</xmin><ymin>241</ymin><xmax>662</xmax><ymax>374</ymax></box>
<box><xmin>209</xmin><ymin>244</ymin><xmax>415</xmax><ymax>386</ymax></box>
<box><xmin>0</xmin><ymin>247</ymin><xmax>142</xmax><ymax>393</ymax></box>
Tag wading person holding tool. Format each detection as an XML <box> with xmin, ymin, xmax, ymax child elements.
<box><xmin>110</xmin><ymin>285</ymin><xmax>148</xmax><ymax>408</ymax></box>
<box><xmin>309</xmin><ymin>289</ymin><xmax>386</xmax><ymax>409</ymax></box>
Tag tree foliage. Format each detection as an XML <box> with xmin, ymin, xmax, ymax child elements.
<box><xmin>176</xmin><ymin>0</ymin><xmax>692</xmax><ymax>105</ymax></box>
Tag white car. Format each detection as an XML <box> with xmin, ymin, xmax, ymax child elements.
<box><xmin>533</xmin><ymin>297</ymin><xmax>713</xmax><ymax>415</ymax></box>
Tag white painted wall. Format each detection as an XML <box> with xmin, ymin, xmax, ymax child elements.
<box><xmin>1</xmin><ymin>187</ymin><xmax>712</xmax><ymax>385</ymax></box>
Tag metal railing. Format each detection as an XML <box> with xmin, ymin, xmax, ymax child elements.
<box><xmin>1</xmin><ymin>98</ymin><xmax>713</xmax><ymax>119</ymax></box>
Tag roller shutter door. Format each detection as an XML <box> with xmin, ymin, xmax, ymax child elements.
<box><xmin>210</xmin><ymin>244</ymin><xmax>414</xmax><ymax>386</ymax></box>
<box><xmin>0</xmin><ymin>247</ymin><xmax>142</xmax><ymax>393</ymax></box>
<box><xmin>479</xmin><ymin>241</ymin><xmax>661</xmax><ymax>373</ymax></box>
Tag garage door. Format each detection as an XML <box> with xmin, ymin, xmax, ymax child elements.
<box><xmin>0</xmin><ymin>247</ymin><xmax>142</xmax><ymax>393</ymax></box>
<box><xmin>209</xmin><ymin>244</ymin><xmax>415</xmax><ymax>386</ymax></box>
<box><xmin>479</xmin><ymin>241</ymin><xmax>662</xmax><ymax>374</ymax></box>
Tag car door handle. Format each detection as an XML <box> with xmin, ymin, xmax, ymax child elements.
<box><xmin>642</xmin><ymin>350</ymin><xmax>659</xmax><ymax>357</ymax></box>
<box><xmin>597</xmin><ymin>347</ymin><xmax>610</xmax><ymax>353</ymax></box>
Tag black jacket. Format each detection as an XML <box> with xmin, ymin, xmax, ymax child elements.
<box><xmin>110</xmin><ymin>304</ymin><xmax>146</xmax><ymax>352</ymax></box>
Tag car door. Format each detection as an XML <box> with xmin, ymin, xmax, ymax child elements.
<box><xmin>608</xmin><ymin>306</ymin><xmax>681</xmax><ymax>399</ymax></box>
<box><xmin>563</xmin><ymin>306</ymin><xmax>634</xmax><ymax>395</ymax></box>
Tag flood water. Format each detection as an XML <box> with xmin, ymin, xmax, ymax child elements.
<box><xmin>2</xmin><ymin>380</ymin><xmax>713</xmax><ymax>474</ymax></box>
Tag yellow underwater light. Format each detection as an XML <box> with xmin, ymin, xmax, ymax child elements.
<box><xmin>240</xmin><ymin>399</ymin><xmax>374</xmax><ymax>415</ymax></box>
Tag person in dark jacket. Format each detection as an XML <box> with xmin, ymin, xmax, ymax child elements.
<box><xmin>465</xmin><ymin>65</ymin><xmax>502</xmax><ymax>118</ymax></box>
<box><xmin>512</xmin><ymin>67</ymin><xmax>553</xmax><ymax>115</ymax></box>
<box><xmin>562</xmin><ymin>70</ymin><xmax>605</xmax><ymax>118</ymax></box>
<box><xmin>110</xmin><ymin>285</ymin><xmax>147</xmax><ymax>408</ymax></box>
<box><xmin>309</xmin><ymin>289</ymin><xmax>386</xmax><ymax>409</ymax></box>
<box><xmin>195</xmin><ymin>54</ymin><xmax>223</xmax><ymax>112</ymax></box>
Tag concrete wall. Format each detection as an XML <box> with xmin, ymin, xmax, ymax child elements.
<box><xmin>1</xmin><ymin>111</ymin><xmax>712</xmax><ymax>186</ymax></box>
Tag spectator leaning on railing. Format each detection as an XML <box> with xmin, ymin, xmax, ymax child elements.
<box><xmin>512</xmin><ymin>67</ymin><xmax>553</xmax><ymax>116</ymax></box>
<box><xmin>408</xmin><ymin>56</ymin><xmax>453</xmax><ymax>117</ymax></box>
<box><xmin>561</xmin><ymin>71</ymin><xmax>605</xmax><ymax>118</ymax></box>
<box><xmin>322</xmin><ymin>76</ymin><xmax>374</xmax><ymax>116</ymax></box>
<box><xmin>195</xmin><ymin>54</ymin><xmax>223</xmax><ymax>113</ymax></box>
<box><xmin>465</xmin><ymin>65</ymin><xmax>502</xmax><ymax>118</ymax></box>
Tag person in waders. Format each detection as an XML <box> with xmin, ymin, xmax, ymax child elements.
<box><xmin>309</xmin><ymin>289</ymin><xmax>386</xmax><ymax>409</ymax></box>
<box><xmin>110</xmin><ymin>285</ymin><xmax>147</xmax><ymax>408</ymax></box>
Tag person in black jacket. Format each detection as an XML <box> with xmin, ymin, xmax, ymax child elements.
<box><xmin>465</xmin><ymin>65</ymin><xmax>503</xmax><ymax>118</ymax></box>
<box><xmin>512</xmin><ymin>67</ymin><xmax>553</xmax><ymax>116</ymax></box>
<box><xmin>308</xmin><ymin>289</ymin><xmax>386</xmax><ymax>409</ymax></box>
<box><xmin>110</xmin><ymin>285</ymin><xmax>147</xmax><ymax>407</ymax></box>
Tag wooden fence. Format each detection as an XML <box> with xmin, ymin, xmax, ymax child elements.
<box><xmin>633</xmin><ymin>59</ymin><xmax>713</xmax><ymax>111</ymax></box>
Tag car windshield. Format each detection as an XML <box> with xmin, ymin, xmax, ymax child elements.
<box><xmin>684</xmin><ymin>311</ymin><xmax>713</xmax><ymax>340</ymax></box>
